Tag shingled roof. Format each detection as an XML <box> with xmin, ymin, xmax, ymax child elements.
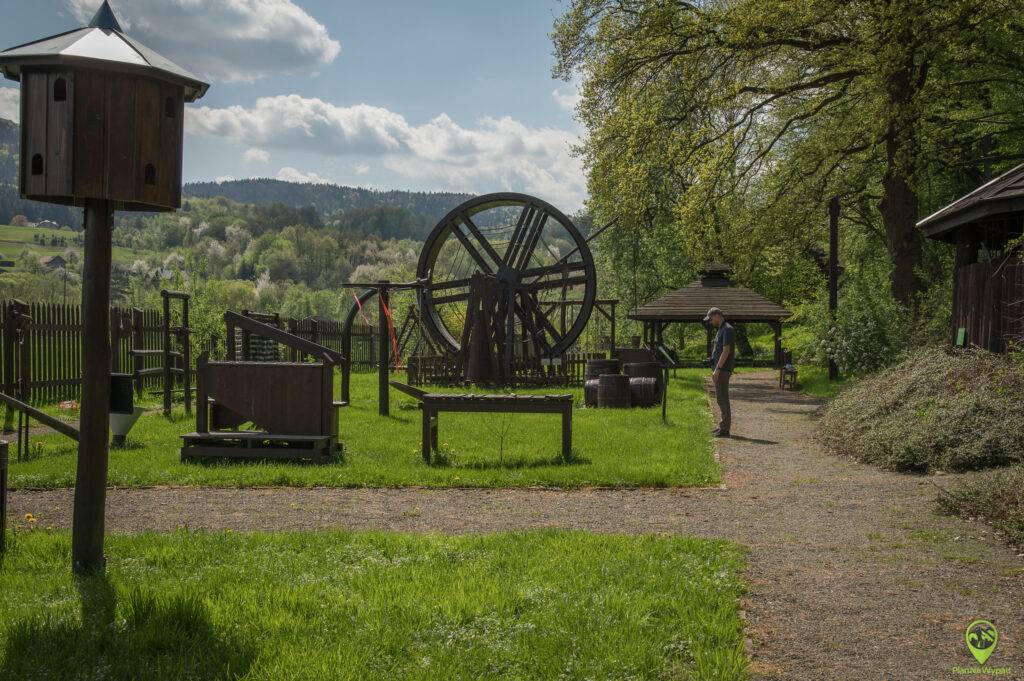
<box><xmin>917</xmin><ymin>163</ymin><xmax>1024</xmax><ymax>242</ymax></box>
<box><xmin>629</xmin><ymin>265</ymin><xmax>791</xmax><ymax>323</ymax></box>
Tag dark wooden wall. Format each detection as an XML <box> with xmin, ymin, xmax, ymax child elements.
<box><xmin>19</xmin><ymin>67</ymin><xmax>185</xmax><ymax>211</ymax></box>
<box><xmin>952</xmin><ymin>259</ymin><xmax>1024</xmax><ymax>352</ymax></box>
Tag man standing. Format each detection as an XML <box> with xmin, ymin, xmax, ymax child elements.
<box><xmin>704</xmin><ymin>307</ymin><xmax>735</xmax><ymax>437</ymax></box>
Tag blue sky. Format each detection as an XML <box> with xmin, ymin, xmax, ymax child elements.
<box><xmin>0</xmin><ymin>0</ymin><xmax>587</xmax><ymax>209</ymax></box>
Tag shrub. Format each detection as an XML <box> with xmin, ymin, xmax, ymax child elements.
<box><xmin>818</xmin><ymin>273</ymin><xmax>907</xmax><ymax>375</ymax></box>
<box><xmin>937</xmin><ymin>466</ymin><xmax>1024</xmax><ymax>548</ymax></box>
<box><xmin>817</xmin><ymin>346</ymin><xmax>1024</xmax><ymax>472</ymax></box>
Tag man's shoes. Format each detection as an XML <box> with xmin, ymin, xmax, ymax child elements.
<box><xmin>713</xmin><ymin>429</ymin><xmax>730</xmax><ymax>438</ymax></box>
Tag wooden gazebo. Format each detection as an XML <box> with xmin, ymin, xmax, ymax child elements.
<box><xmin>918</xmin><ymin>165</ymin><xmax>1024</xmax><ymax>352</ymax></box>
<box><xmin>629</xmin><ymin>265</ymin><xmax>791</xmax><ymax>367</ymax></box>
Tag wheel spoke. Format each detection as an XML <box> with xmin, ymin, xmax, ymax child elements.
<box><xmin>514</xmin><ymin>209</ymin><xmax>549</xmax><ymax>271</ymax></box>
<box><xmin>448</xmin><ymin>220</ymin><xmax>494</xmax><ymax>275</ymax></box>
<box><xmin>503</xmin><ymin>204</ymin><xmax>534</xmax><ymax>266</ymax></box>
<box><xmin>520</xmin><ymin>294</ymin><xmax>565</xmax><ymax>346</ymax></box>
<box><xmin>430</xmin><ymin>291</ymin><xmax>471</xmax><ymax>305</ymax></box>
<box><xmin>459</xmin><ymin>212</ymin><xmax>504</xmax><ymax>269</ymax></box>
<box><xmin>526</xmin><ymin>275</ymin><xmax>590</xmax><ymax>292</ymax></box>
<box><xmin>520</xmin><ymin>260</ymin><xmax>587</xmax><ymax>281</ymax></box>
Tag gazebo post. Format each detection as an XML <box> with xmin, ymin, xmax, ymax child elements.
<box><xmin>772</xmin><ymin>321</ymin><xmax>783</xmax><ymax>369</ymax></box>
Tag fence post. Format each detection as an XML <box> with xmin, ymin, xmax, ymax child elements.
<box><xmin>0</xmin><ymin>439</ymin><xmax>6</xmax><ymax>557</ymax></box>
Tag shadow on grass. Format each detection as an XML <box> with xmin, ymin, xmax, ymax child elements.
<box><xmin>0</xmin><ymin>574</ymin><xmax>255</xmax><ymax>681</ymax></box>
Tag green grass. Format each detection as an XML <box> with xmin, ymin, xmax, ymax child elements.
<box><xmin>0</xmin><ymin>529</ymin><xmax>749</xmax><ymax>680</ymax></box>
<box><xmin>9</xmin><ymin>369</ymin><xmax>719</xmax><ymax>489</ymax></box>
<box><xmin>0</xmin><ymin>224</ymin><xmax>148</xmax><ymax>264</ymax></box>
<box><xmin>795</xmin><ymin>364</ymin><xmax>850</xmax><ymax>398</ymax></box>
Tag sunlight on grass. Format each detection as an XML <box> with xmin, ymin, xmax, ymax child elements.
<box><xmin>793</xmin><ymin>364</ymin><xmax>850</xmax><ymax>399</ymax></box>
<box><xmin>0</xmin><ymin>529</ymin><xmax>748</xmax><ymax>681</ymax></box>
<box><xmin>8</xmin><ymin>369</ymin><xmax>718</xmax><ymax>489</ymax></box>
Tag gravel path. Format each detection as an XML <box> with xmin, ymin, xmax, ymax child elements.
<box><xmin>9</xmin><ymin>372</ymin><xmax>1023</xmax><ymax>679</ymax></box>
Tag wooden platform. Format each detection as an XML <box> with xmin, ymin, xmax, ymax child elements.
<box><xmin>180</xmin><ymin>431</ymin><xmax>335</xmax><ymax>463</ymax></box>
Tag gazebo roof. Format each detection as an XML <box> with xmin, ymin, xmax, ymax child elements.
<box><xmin>917</xmin><ymin>163</ymin><xmax>1024</xmax><ymax>243</ymax></box>
<box><xmin>0</xmin><ymin>1</ymin><xmax>208</xmax><ymax>102</ymax></box>
<box><xmin>629</xmin><ymin>266</ymin><xmax>791</xmax><ymax>323</ymax></box>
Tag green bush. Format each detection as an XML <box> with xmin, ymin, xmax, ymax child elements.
<box><xmin>817</xmin><ymin>347</ymin><xmax>1024</xmax><ymax>472</ymax></box>
<box><xmin>937</xmin><ymin>466</ymin><xmax>1024</xmax><ymax>548</ymax></box>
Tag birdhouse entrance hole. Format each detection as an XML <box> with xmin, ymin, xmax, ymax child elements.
<box><xmin>144</xmin><ymin>163</ymin><xmax>156</xmax><ymax>185</ymax></box>
<box><xmin>165</xmin><ymin>97</ymin><xmax>175</xmax><ymax>118</ymax></box>
<box><xmin>31</xmin><ymin>154</ymin><xmax>43</xmax><ymax>175</ymax></box>
<box><xmin>53</xmin><ymin>77</ymin><xmax>67</xmax><ymax>101</ymax></box>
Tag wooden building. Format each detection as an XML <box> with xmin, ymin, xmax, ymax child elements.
<box><xmin>629</xmin><ymin>265</ymin><xmax>791</xmax><ymax>366</ymax></box>
<box><xmin>0</xmin><ymin>1</ymin><xmax>208</xmax><ymax>211</ymax></box>
<box><xmin>918</xmin><ymin>165</ymin><xmax>1024</xmax><ymax>353</ymax></box>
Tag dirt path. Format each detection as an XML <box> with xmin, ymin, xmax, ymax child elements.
<box><xmin>9</xmin><ymin>372</ymin><xmax>1023</xmax><ymax>679</ymax></box>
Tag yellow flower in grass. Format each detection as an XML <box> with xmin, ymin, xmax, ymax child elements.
<box><xmin>24</xmin><ymin>513</ymin><xmax>37</xmax><ymax>524</ymax></box>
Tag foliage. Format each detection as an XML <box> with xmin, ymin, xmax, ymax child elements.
<box><xmin>10</xmin><ymin>371</ymin><xmax>720</xmax><ymax>490</ymax></box>
<box><xmin>552</xmin><ymin>0</ymin><xmax>1024</xmax><ymax>312</ymax></box>
<box><xmin>818</xmin><ymin>347</ymin><xmax>1024</xmax><ymax>472</ymax></box>
<box><xmin>0</xmin><ymin>530</ymin><xmax>748</xmax><ymax>680</ymax></box>
<box><xmin>938</xmin><ymin>465</ymin><xmax>1024</xmax><ymax>549</ymax></box>
<box><xmin>817</xmin><ymin>271</ymin><xmax>908</xmax><ymax>375</ymax></box>
<box><xmin>184</xmin><ymin>177</ymin><xmax>470</xmax><ymax>224</ymax></box>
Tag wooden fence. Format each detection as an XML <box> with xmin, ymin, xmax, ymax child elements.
<box><xmin>1</xmin><ymin>300</ymin><xmax>377</xmax><ymax>406</ymax></box>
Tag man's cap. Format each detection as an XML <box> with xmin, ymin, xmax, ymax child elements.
<box><xmin>703</xmin><ymin>307</ymin><xmax>724</xmax><ymax>322</ymax></box>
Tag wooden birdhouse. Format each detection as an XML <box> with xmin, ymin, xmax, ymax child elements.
<box><xmin>0</xmin><ymin>1</ymin><xmax>209</xmax><ymax>211</ymax></box>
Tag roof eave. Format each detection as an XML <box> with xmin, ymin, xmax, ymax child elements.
<box><xmin>919</xmin><ymin>197</ymin><xmax>1024</xmax><ymax>241</ymax></box>
<box><xmin>0</xmin><ymin>54</ymin><xmax>208</xmax><ymax>101</ymax></box>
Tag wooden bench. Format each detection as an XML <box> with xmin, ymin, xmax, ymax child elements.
<box><xmin>390</xmin><ymin>383</ymin><xmax>573</xmax><ymax>463</ymax></box>
<box><xmin>181</xmin><ymin>353</ymin><xmax>341</xmax><ymax>464</ymax></box>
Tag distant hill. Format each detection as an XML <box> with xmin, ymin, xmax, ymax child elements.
<box><xmin>0</xmin><ymin>118</ymin><xmax>16</xmax><ymax>149</ymax></box>
<box><xmin>0</xmin><ymin>118</ymin><xmax>83</xmax><ymax>229</ymax></box>
<box><xmin>184</xmin><ymin>178</ymin><xmax>471</xmax><ymax>224</ymax></box>
<box><xmin>0</xmin><ymin>118</ymin><xmax>474</xmax><ymax>238</ymax></box>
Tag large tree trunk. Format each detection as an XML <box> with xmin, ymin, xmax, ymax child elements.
<box><xmin>878</xmin><ymin>166</ymin><xmax>924</xmax><ymax>307</ymax></box>
<box><xmin>878</xmin><ymin>44</ymin><xmax>926</xmax><ymax>309</ymax></box>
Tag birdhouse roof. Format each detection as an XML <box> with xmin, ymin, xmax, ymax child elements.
<box><xmin>0</xmin><ymin>1</ymin><xmax>208</xmax><ymax>102</ymax></box>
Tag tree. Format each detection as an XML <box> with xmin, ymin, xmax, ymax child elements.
<box><xmin>554</xmin><ymin>0</ymin><xmax>1024</xmax><ymax>307</ymax></box>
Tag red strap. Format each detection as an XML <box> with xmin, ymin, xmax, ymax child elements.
<box><xmin>379</xmin><ymin>296</ymin><xmax>401</xmax><ymax>369</ymax></box>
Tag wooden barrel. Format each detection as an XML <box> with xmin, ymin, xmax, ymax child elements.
<box><xmin>629</xmin><ymin>377</ymin><xmax>659</xmax><ymax>408</ymax></box>
<box><xmin>583</xmin><ymin>379</ymin><xmax>600</xmax><ymax>407</ymax></box>
<box><xmin>585</xmin><ymin>358</ymin><xmax>620</xmax><ymax>380</ymax></box>
<box><xmin>597</xmin><ymin>373</ymin><xmax>631</xmax><ymax>408</ymax></box>
<box><xmin>623</xmin><ymin>361</ymin><xmax>663</xmax><ymax>397</ymax></box>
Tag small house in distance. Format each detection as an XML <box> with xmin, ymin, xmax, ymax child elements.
<box><xmin>39</xmin><ymin>254</ymin><xmax>66</xmax><ymax>269</ymax></box>
<box><xmin>629</xmin><ymin>264</ymin><xmax>791</xmax><ymax>367</ymax></box>
<box><xmin>918</xmin><ymin>164</ymin><xmax>1024</xmax><ymax>352</ymax></box>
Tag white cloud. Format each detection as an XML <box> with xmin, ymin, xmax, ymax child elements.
<box><xmin>0</xmin><ymin>87</ymin><xmax>19</xmax><ymax>123</ymax></box>
<box><xmin>552</xmin><ymin>84</ymin><xmax>581</xmax><ymax>113</ymax></box>
<box><xmin>215</xmin><ymin>175</ymin><xmax>235</xmax><ymax>183</ymax></box>
<box><xmin>354</xmin><ymin>164</ymin><xmax>371</xmax><ymax>175</ymax></box>
<box><xmin>277</xmin><ymin>166</ymin><xmax>331</xmax><ymax>184</ymax></box>
<box><xmin>243</xmin><ymin>147</ymin><xmax>270</xmax><ymax>164</ymax></box>
<box><xmin>67</xmin><ymin>0</ymin><xmax>340</xmax><ymax>83</ymax></box>
<box><xmin>188</xmin><ymin>95</ymin><xmax>587</xmax><ymax>209</ymax></box>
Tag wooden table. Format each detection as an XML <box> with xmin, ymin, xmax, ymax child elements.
<box><xmin>418</xmin><ymin>393</ymin><xmax>574</xmax><ymax>463</ymax></box>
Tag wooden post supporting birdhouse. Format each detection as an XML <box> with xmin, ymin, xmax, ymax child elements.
<box><xmin>0</xmin><ymin>1</ymin><xmax>208</xmax><ymax>574</ymax></box>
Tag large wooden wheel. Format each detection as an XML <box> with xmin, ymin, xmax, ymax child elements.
<box><xmin>416</xmin><ymin>193</ymin><xmax>596</xmax><ymax>361</ymax></box>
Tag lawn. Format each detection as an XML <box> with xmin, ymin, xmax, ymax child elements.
<box><xmin>793</xmin><ymin>364</ymin><xmax>850</xmax><ymax>399</ymax></box>
<box><xmin>0</xmin><ymin>529</ymin><xmax>749</xmax><ymax>680</ymax></box>
<box><xmin>8</xmin><ymin>369</ymin><xmax>719</xmax><ymax>489</ymax></box>
<box><xmin>0</xmin><ymin>224</ymin><xmax>147</xmax><ymax>264</ymax></box>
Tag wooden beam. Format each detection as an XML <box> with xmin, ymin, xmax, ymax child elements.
<box><xmin>72</xmin><ymin>199</ymin><xmax>113</xmax><ymax>574</ymax></box>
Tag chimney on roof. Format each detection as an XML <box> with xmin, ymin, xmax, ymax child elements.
<box><xmin>700</xmin><ymin>263</ymin><xmax>732</xmax><ymax>287</ymax></box>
